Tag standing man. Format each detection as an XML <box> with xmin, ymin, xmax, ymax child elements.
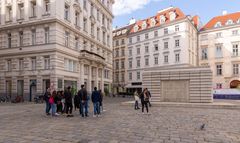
<box><xmin>99</xmin><ymin>89</ymin><xmax>104</xmax><ymax>113</ymax></box>
<box><xmin>65</xmin><ymin>86</ymin><xmax>73</xmax><ymax>117</ymax></box>
<box><xmin>78</xmin><ymin>85</ymin><xmax>88</xmax><ymax>117</ymax></box>
<box><xmin>146</xmin><ymin>88</ymin><xmax>152</xmax><ymax>107</ymax></box>
<box><xmin>91</xmin><ymin>87</ymin><xmax>101</xmax><ymax>117</ymax></box>
<box><xmin>43</xmin><ymin>88</ymin><xmax>51</xmax><ymax>115</ymax></box>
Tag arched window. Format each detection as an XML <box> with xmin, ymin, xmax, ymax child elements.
<box><xmin>169</xmin><ymin>11</ymin><xmax>176</xmax><ymax>21</ymax></box>
<box><xmin>133</xmin><ymin>25</ymin><xmax>139</xmax><ymax>32</ymax></box>
<box><xmin>150</xmin><ymin>18</ymin><xmax>156</xmax><ymax>27</ymax></box>
<box><xmin>226</xmin><ymin>19</ymin><xmax>234</xmax><ymax>25</ymax></box>
<box><xmin>142</xmin><ymin>21</ymin><xmax>147</xmax><ymax>29</ymax></box>
<box><xmin>214</xmin><ymin>22</ymin><xmax>222</xmax><ymax>28</ymax></box>
<box><xmin>160</xmin><ymin>15</ymin><xmax>166</xmax><ymax>24</ymax></box>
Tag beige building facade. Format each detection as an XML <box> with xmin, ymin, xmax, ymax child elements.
<box><xmin>0</xmin><ymin>0</ymin><xmax>114</xmax><ymax>101</ymax></box>
<box><xmin>199</xmin><ymin>12</ymin><xmax>240</xmax><ymax>89</ymax></box>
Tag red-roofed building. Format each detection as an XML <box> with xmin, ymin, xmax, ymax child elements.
<box><xmin>125</xmin><ymin>7</ymin><xmax>199</xmax><ymax>93</ymax></box>
<box><xmin>199</xmin><ymin>11</ymin><xmax>240</xmax><ymax>89</ymax></box>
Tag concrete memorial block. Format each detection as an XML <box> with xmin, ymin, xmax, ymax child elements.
<box><xmin>142</xmin><ymin>66</ymin><xmax>213</xmax><ymax>103</ymax></box>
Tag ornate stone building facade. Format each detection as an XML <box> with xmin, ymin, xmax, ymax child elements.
<box><xmin>0</xmin><ymin>0</ymin><xmax>114</xmax><ymax>101</ymax></box>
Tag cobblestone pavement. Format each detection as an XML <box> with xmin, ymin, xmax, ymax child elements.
<box><xmin>0</xmin><ymin>97</ymin><xmax>240</xmax><ymax>143</ymax></box>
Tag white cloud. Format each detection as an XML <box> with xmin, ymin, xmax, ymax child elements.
<box><xmin>113</xmin><ymin>0</ymin><xmax>162</xmax><ymax>16</ymax></box>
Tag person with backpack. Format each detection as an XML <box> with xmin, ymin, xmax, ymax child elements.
<box><xmin>44</xmin><ymin>88</ymin><xmax>51</xmax><ymax>115</ymax></box>
<box><xmin>64</xmin><ymin>86</ymin><xmax>73</xmax><ymax>117</ymax></box>
<box><xmin>78</xmin><ymin>85</ymin><xmax>88</xmax><ymax>117</ymax></box>
<box><xmin>91</xmin><ymin>87</ymin><xmax>101</xmax><ymax>117</ymax></box>
<box><xmin>140</xmin><ymin>88</ymin><xmax>149</xmax><ymax>114</ymax></box>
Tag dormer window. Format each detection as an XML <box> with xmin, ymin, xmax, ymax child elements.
<box><xmin>226</xmin><ymin>19</ymin><xmax>234</xmax><ymax>25</ymax></box>
<box><xmin>142</xmin><ymin>21</ymin><xmax>147</xmax><ymax>29</ymax></box>
<box><xmin>169</xmin><ymin>11</ymin><xmax>176</xmax><ymax>21</ymax></box>
<box><xmin>150</xmin><ymin>18</ymin><xmax>156</xmax><ymax>27</ymax></box>
<box><xmin>214</xmin><ymin>22</ymin><xmax>222</xmax><ymax>28</ymax></box>
<box><xmin>133</xmin><ymin>25</ymin><xmax>139</xmax><ymax>32</ymax></box>
<box><xmin>160</xmin><ymin>15</ymin><xmax>166</xmax><ymax>24</ymax></box>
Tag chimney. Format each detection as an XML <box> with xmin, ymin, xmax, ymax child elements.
<box><xmin>222</xmin><ymin>10</ymin><xmax>227</xmax><ymax>15</ymax></box>
<box><xmin>129</xmin><ymin>18</ymin><xmax>136</xmax><ymax>25</ymax></box>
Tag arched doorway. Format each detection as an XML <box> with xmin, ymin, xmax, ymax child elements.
<box><xmin>230</xmin><ymin>80</ymin><xmax>240</xmax><ymax>88</ymax></box>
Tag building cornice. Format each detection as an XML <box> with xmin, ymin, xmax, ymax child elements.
<box><xmin>199</xmin><ymin>23</ymin><xmax>240</xmax><ymax>34</ymax></box>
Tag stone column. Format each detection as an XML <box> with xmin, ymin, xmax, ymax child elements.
<box><xmin>78</xmin><ymin>62</ymin><xmax>85</xmax><ymax>90</ymax></box>
<box><xmin>50</xmin><ymin>75</ymin><xmax>58</xmax><ymax>92</ymax></box>
<box><xmin>96</xmin><ymin>67</ymin><xmax>99</xmax><ymax>89</ymax></box>
<box><xmin>0</xmin><ymin>77</ymin><xmax>5</xmax><ymax>97</ymax></box>
<box><xmin>101</xmin><ymin>67</ymin><xmax>104</xmax><ymax>91</ymax></box>
<box><xmin>37</xmin><ymin>75</ymin><xmax>43</xmax><ymax>95</ymax></box>
<box><xmin>12</xmin><ymin>77</ymin><xmax>17</xmax><ymax>100</ymax></box>
<box><xmin>24</xmin><ymin>76</ymin><xmax>30</xmax><ymax>101</ymax></box>
<box><xmin>87</xmin><ymin>65</ymin><xmax>92</xmax><ymax>93</ymax></box>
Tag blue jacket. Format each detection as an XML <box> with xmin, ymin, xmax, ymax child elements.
<box><xmin>91</xmin><ymin>90</ymin><xmax>100</xmax><ymax>103</ymax></box>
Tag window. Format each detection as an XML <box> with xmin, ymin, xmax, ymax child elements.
<box><xmin>145</xmin><ymin>58</ymin><xmax>149</xmax><ymax>66</ymax></box>
<box><xmin>164</xmin><ymin>28</ymin><xmax>168</xmax><ymax>35</ymax></box>
<box><xmin>97</xmin><ymin>28</ymin><xmax>100</xmax><ymax>40</ymax></box>
<box><xmin>137</xmin><ymin>72</ymin><xmax>140</xmax><ymax>80</ymax></box>
<box><xmin>91</xmin><ymin>23</ymin><xmax>94</xmax><ymax>36</ymax></box>
<box><xmin>121</xmin><ymin>60</ymin><xmax>125</xmax><ymax>68</ymax></box>
<box><xmin>154</xmin><ymin>57</ymin><xmax>158</xmax><ymax>65</ymax></box>
<box><xmin>164</xmin><ymin>41</ymin><xmax>168</xmax><ymax>49</ymax></box>
<box><xmin>215</xmin><ymin>22</ymin><xmax>222</xmax><ymax>28</ymax></box>
<box><xmin>31</xmin><ymin>29</ymin><xmax>36</xmax><ymax>45</ymax></box>
<box><xmin>226</xmin><ymin>19</ymin><xmax>234</xmax><ymax>25</ymax></box>
<box><xmin>142</xmin><ymin>21</ymin><xmax>147</xmax><ymax>29</ymax></box>
<box><xmin>31</xmin><ymin>1</ymin><xmax>36</xmax><ymax>17</ymax></box>
<box><xmin>129</xmin><ymin>37</ymin><xmax>132</xmax><ymax>44</ymax></box>
<box><xmin>129</xmin><ymin>49</ymin><xmax>132</xmax><ymax>56</ymax></box>
<box><xmin>8</xmin><ymin>33</ymin><xmax>11</xmax><ymax>48</ymax></box>
<box><xmin>75</xmin><ymin>37</ymin><xmax>79</xmax><ymax>49</ymax></box>
<box><xmin>137</xmin><ymin>48</ymin><xmax>140</xmax><ymax>55</ymax></box>
<box><xmin>19</xmin><ymin>59</ymin><xmax>24</xmax><ymax>71</ymax></box>
<box><xmin>90</xmin><ymin>3</ymin><xmax>94</xmax><ymax>16</ymax></box>
<box><xmin>169</xmin><ymin>11</ymin><xmax>176</xmax><ymax>21</ymax></box>
<box><xmin>115</xmin><ymin>73</ymin><xmax>119</xmax><ymax>82</ymax></box>
<box><xmin>6</xmin><ymin>6</ymin><xmax>12</xmax><ymax>21</ymax></box>
<box><xmin>201</xmin><ymin>35</ymin><xmax>208</xmax><ymax>41</ymax></box>
<box><xmin>134</xmin><ymin>25</ymin><xmax>138</xmax><ymax>32</ymax></box>
<box><xmin>65</xmin><ymin>31</ymin><xmax>69</xmax><ymax>47</ymax></box>
<box><xmin>115</xmin><ymin>61</ymin><xmax>119</xmax><ymax>69</ymax></box>
<box><xmin>137</xmin><ymin>59</ymin><xmax>140</xmax><ymax>67</ymax></box>
<box><xmin>164</xmin><ymin>55</ymin><xmax>168</xmax><ymax>63</ymax></box>
<box><xmin>202</xmin><ymin>48</ymin><xmax>208</xmax><ymax>60</ymax></box>
<box><xmin>45</xmin><ymin>27</ymin><xmax>49</xmax><ymax>44</ymax></box>
<box><xmin>44</xmin><ymin>57</ymin><xmax>50</xmax><ymax>69</ymax></box>
<box><xmin>160</xmin><ymin>15</ymin><xmax>165</xmax><ymax>24</ymax></box>
<box><xmin>115</xmin><ymin>49</ymin><xmax>119</xmax><ymax>57</ymax></box>
<box><xmin>64</xmin><ymin>4</ymin><xmax>70</xmax><ymax>20</ymax></box>
<box><xmin>83</xmin><ymin>18</ymin><xmax>87</xmax><ymax>32</ymax></box>
<box><xmin>115</xmin><ymin>40</ymin><xmax>119</xmax><ymax>46</ymax></box>
<box><xmin>175</xmin><ymin>53</ymin><xmax>180</xmax><ymax>63</ymax></box>
<box><xmin>75</xmin><ymin>11</ymin><xmax>80</xmax><ymax>26</ymax></box>
<box><xmin>137</xmin><ymin>36</ymin><xmax>140</xmax><ymax>42</ymax></box>
<box><xmin>7</xmin><ymin>60</ymin><xmax>11</xmax><ymax>71</ymax></box>
<box><xmin>154</xmin><ymin>31</ymin><xmax>158</xmax><ymax>37</ymax></box>
<box><xmin>44</xmin><ymin>0</ymin><xmax>50</xmax><ymax>14</ymax></box>
<box><xmin>129</xmin><ymin>60</ymin><xmax>132</xmax><ymax>68</ymax></box>
<box><xmin>145</xmin><ymin>46</ymin><xmax>149</xmax><ymax>53</ymax></box>
<box><xmin>83</xmin><ymin>0</ymin><xmax>87</xmax><ymax>10</ymax></box>
<box><xmin>121</xmin><ymin>73</ymin><xmax>124</xmax><ymax>82</ymax></box>
<box><xmin>97</xmin><ymin>9</ymin><xmax>100</xmax><ymax>21</ymax></box>
<box><xmin>233</xmin><ymin>43</ymin><xmax>239</xmax><ymax>56</ymax></box>
<box><xmin>216</xmin><ymin>83</ymin><xmax>222</xmax><ymax>89</ymax></box>
<box><xmin>233</xmin><ymin>64</ymin><xmax>239</xmax><ymax>75</ymax></box>
<box><xmin>216</xmin><ymin>32</ymin><xmax>222</xmax><ymax>38</ymax></box>
<box><xmin>102</xmin><ymin>14</ymin><xmax>105</xmax><ymax>26</ymax></box>
<box><xmin>216</xmin><ymin>64</ymin><xmax>222</xmax><ymax>75</ymax></box>
<box><xmin>18</xmin><ymin>4</ymin><xmax>24</xmax><ymax>19</ymax></box>
<box><xmin>19</xmin><ymin>31</ymin><xmax>23</xmax><ymax>46</ymax></box>
<box><xmin>232</xmin><ymin>30</ymin><xmax>238</xmax><ymax>36</ymax></box>
<box><xmin>145</xmin><ymin>33</ymin><xmax>149</xmax><ymax>39</ymax></box>
<box><xmin>121</xmin><ymin>49</ymin><xmax>125</xmax><ymax>56</ymax></box>
<box><xmin>129</xmin><ymin>72</ymin><xmax>132</xmax><ymax>80</ymax></box>
<box><xmin>121</xmin><ymin>39</ymin><xmax>125</xmax><ymax>45</ymax></box>
<box><xmin>107</xmin><ymin>35</ymin><xmax>110</xmax><ymax>46</ymax></box>
<box><xmin>175</xmin><ymin>39</ymin><xmax>180</xmax><ymax>47</ymax></box>
<box><xmin>154</xmin><ymin>44</ymin><xmax>158</xmax><ymax>51</ymax></box>
<box><xmin>175</xmin><ymin>25</ymin><xmax>179</xmax><ymax>32</ymax></box>
<box><xmin>215</xmin><ymin>45</ymin><xmax>222</xmax><ymax>58</ymax></box>
<box><xmin>31</xmin><ymin>58</ymin><xmax>36</xmax><ymax>70</ymax></box>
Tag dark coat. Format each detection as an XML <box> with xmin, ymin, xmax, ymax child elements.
<box><xmin>91</xmin><ymin>90</ymin><xmax>100</xmax><ymax>103</ymax></box>
<box><xmin>64</xmin><ymin>91</ymin><xmax>72</xmax><ymax>104</ymax></box>
<box><xmin>78</xmin><ymin>89</ymin><xmax>88</xmax><ymax>101</ymax></box>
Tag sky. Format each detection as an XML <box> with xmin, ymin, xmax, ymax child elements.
<box><xmin>112</xmin><ymin>0</ymin><xmax>240</xmax><ymax>28</ymax></box>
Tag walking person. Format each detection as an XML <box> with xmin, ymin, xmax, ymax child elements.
<box><xmin>78</xmin><ymin>85</ymin><xmax>88</xmax><ymax>117</ymax></box>
<box><xmin>43</xmin><ymin>88</ymin><xmax>51</xmax><ymax>115</ymax></box>
<box><xmin>91</xmin><ymin>87</ymin><xmax>101</xmax><ymax>117</ymax></box>
<box><xmin>146</xmin><ymin>88</ymin><xmax>152</xmax><ymax>107</ymax></box>
<box><xmin>60</xmin><ymin>91</ymin><xmax>65</xmax><ymax>114</ymax></box>
<box><xmin>56</xmin><ymin>91</ymin><xmax>62</xmax><ymax>113</ymax></box>
<box><xmin>134</xmin><ymin>90</ymin><xmax>140</xmax><ymax>110</ymax></box>
<box><xmin>64</xmin><ymin>86</ymin><xmax>73</xmax><ymax>117</ymax></box>
<box><xmin>99</xmin><ymin>89</ymin><xmax>104</xmax><ymax>112</ymax></box>
<box><xmin>49</xmin><ymin>91</ymin><xmax>59</xmax><ymax>116</ymax></box>
<box><xmin>140</xmin><ymin>88</ymin><xmax>150</xmax><ymax>114</ymax></box>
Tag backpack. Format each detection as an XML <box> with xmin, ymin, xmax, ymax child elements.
<box><xmin>144</xmin><ymin>92</ymin><xmax>150</xmax><ymax>101</ymax></box>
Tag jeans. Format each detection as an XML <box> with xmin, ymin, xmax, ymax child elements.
<box><xmin>80</xmin><ymin>101</ymin><xmax>88</xmax><ymax>117</ymax></box>
<box><xmin>45</xmin><ymin>101</ymin><xmax>51</xmax><ymax>114</ymax></box>
<box><xmin>51</xmin><ymin>103</ymin><xmax>56</xmax><ymax>116</ymax></box>
<box><xmin>93</xmin><ymin>102</ymin><xmax>100</xmax><ymax>115</ymax></box>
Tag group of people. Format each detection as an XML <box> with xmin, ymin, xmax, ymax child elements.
<box><xmin>44</xmin><ymin>85</ymin><xmax>103</xmax><ymax>117</ymax></box>
<box><xmin>134</xmin><ymin>88</ymin><xmax>152</xmax><ymax>114</ymax></box>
